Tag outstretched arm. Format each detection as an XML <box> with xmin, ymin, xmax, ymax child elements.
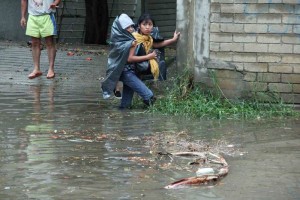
<box><xmin>153</xmin><ymin>31</ymin><xmax>180</xmax><ymax>49</ymax></box>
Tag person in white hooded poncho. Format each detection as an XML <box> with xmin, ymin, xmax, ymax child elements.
<box><xmin>101</xmin><ymin>13</ymin><xmax>136</xmax><ymax>99</ymax></box>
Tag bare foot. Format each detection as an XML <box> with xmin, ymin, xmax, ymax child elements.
<box><xmin>47</xmin><ymin>70</ymin><xmax>55</xmax><ymax>79</ymax></box>
<box><xmin>28</xmin><ymin>71</ymin><xmax>43</xmax><ymax>79</ymax></box>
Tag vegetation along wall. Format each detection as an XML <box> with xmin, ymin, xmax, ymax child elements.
<box><xmin>202</xmin><ymin>0</ymin><xmax>300</xmax><ymax>104</ymax></box>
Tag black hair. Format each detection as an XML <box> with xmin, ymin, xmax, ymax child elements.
<box><xmin>137</xmin><ymin>13</ymin><xmax>155</xmax><ymax>26</ymax></box>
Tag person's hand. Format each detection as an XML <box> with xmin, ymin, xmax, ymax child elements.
<box><xmin>49</xmin><ymin>3</ymin><xmax>58</xmax><ymax>9</ymax></box>
<box><xmin>148</xmin><ymin>50</ymin><xmax>157</xmax><ymax>60</ymax></box>
<box><xmin>173</xmin><ymin>31</ymin><xmax>180</xmax><ymax>41</ymax></box>
<box><xmin>20</xmin><ymin>17</ymin><xmax>26</xmax><ymax>28</ymax></box>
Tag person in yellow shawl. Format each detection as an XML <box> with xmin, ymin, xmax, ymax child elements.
<box><xmin>119</xmin><ymin>13</ymin><xmax>180</xmax><ymax>109</ymax></box>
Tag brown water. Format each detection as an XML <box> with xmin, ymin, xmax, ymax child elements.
<box><xmin>0</xmin><ymin>83</ymin><xmax>299</xmax><ymax>200</ymax></box>
<box><xmin>0</xmin><ymin>43</ymin><xmax>299</xmax><ymax>200</ymax></box>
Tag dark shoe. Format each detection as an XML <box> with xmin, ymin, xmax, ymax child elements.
<box><xmin>143</xmin><ymin>96</ymin><xmax>156</xmax><ymax>107</ymax></box>
<box><xmin>114</xmin><ymin>90</ymin><xmax>122</xmax><ymax>99</ymax></box>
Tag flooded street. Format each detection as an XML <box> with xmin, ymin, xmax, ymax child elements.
<box><xmin>0</xmin><ymin>42</ymin><xmax>299</xmax><ymax>200</ymax></box>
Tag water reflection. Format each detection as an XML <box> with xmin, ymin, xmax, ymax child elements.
<box><xmin>0</xmin><ymin>83</ymin><xmax>299</xmax><ymax>200</ymax></box>
<box><xmin>28</xmin><ymin>85</ymin><xmax>55</xmax><ymax>130</ymax></box>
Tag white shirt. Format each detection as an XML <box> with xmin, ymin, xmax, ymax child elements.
<box><xmin>28</xmin><ymin>0</ymin><xmax>56</xmax><ymax>16</ymax></box>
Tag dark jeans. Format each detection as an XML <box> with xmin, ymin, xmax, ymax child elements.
<box><xmin>119</xmin><ymin>69</ymin><xmax>153</xmax><ymax>108</ymax></box>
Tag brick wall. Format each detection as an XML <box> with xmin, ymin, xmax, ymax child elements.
<box><xmin>209</xmin><ymin>0</ymin><xmax>300</xmax><ymax>103</ymax></box>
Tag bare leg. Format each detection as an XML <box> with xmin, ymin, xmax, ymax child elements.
<box><xmin>115</xmin><ymin>81</ymin><xmax>123</xmax><ymax>92</ymax></box>
<box><xmin>28</xmin><ymin>37</ymin><xmax>42</xmax><ymax>78</ymax></box>
<box><xmin>45</xmin><ymin>36</ymin><xmax>56</xmax><ymax>78</ymax></box>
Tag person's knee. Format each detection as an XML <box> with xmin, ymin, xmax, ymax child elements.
<box><xmin>31</xmin><ymin>38</ymin><xmax>41</xmax><ymax>47</ymax></box>
<box><xmin>45</xmin><ymin>37</ymin><xmax>55</xmax><ymax>47</ymax></box>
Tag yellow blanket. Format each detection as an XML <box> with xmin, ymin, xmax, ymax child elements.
<box><xmin>132</xmin><ymin>32</ymin><xmax>159</xmax><ymax>80</ymax></box>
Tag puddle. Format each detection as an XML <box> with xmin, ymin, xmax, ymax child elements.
<box><xmin>0</xmin><ymin>83</ymin><xmax>299</xmax><ymax>200</ymax></box>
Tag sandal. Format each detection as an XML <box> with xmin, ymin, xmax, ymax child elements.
<box><xmin>28</xmin><ymin>72</ymin><xmax>42</xmax><ymax>79</ymax></box>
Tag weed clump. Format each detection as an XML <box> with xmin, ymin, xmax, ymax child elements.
<box><xmin>149</xmin><ymin>70</ymin><xmax>299</xmax><ymax>119</ymax></box>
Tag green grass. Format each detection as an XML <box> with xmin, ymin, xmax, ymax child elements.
<box><xmin>148</xmin><ymin>71</ymin><xmax>299</xmax><ymax>120</ymax></box>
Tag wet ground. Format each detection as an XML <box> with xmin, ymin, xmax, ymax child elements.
<box><xmin>0</xmin><ymin>41</ymin><xmax>299</xmax><ymax>200</ymax></box>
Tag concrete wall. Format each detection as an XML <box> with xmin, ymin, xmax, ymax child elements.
<box><xmin>177</xmin><ymin>0</ymin><xmax>300</xmax><ymax>103</ymax></box>
<box><xmin>144</xmin><ymin>0</ymin><xmax>176</xmax><ymax>39</ymax></box>
<box><xmin>0</xmin><ymin>1</ymin><xmax>27</xmax><ymax>41</ymax></box>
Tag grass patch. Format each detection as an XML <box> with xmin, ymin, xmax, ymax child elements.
<box><xmin>148</xmin><ymin>71</ymin><xmax>299</xmax><ymax>120</ymax></box>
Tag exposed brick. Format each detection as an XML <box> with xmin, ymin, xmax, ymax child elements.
<box><xmin>220</xmin><ymin>43</ymin><xmax>244</xmax><ymax>52</ymax></box>
<box><xmin>221</xmin><ymin>4</ymin><xmax>245</xmax><ymax>13</ymax></box>
<box><xmin>210</xmin><ymin>23</ymin><xmax>220</xmax><ymax>32</ymax></box>
<box><xmin>258</xmin><ymin>0</ymin><xmax>282</xmax><ymax>3</ymax></box>
<box><xmin>296</xmin><ymin>5</ymin><xmax>300</xmax><ymax>14</ymax></box>
<box><xmin>234</xmin><ymin>14</ymin><xmax>257</xmax><ymax>23</ymax></box>
<box><xmin>233</xmin><ymin>53</ymin><xmax>257</xmax><ymax>62</ymax></box>
<box><xmin>244</xmin><ymin>43</ymin><xmax>268</xmax><ymax>53</ymax></box>
<box><xmin>282</xmin><ymin>55</ymin><xmax>300</xmax><ymax>63</ymax></box>
<box><xmin>294</xmin><ymin>84</ymin><xmax>300</xmax><ymax>93</ymax></box>
<box><xmin>245</xmin><ymin>24</ymin><xmax>268</xmax><ymax>33</ymax></box>
<box><xmin>257</xmin><ymin>73</ymin><xmax>281</xmax><ymax>82</ymax></box>
<box><xmin>269</xmin><ymin>83</ymin><xmax>293</xmax><ymax>93</ymax></box>
<box><xmin>210</xmin><ymin>52</ymin><xmax>233</xmax><ymax>62</ymax></box>
<box><xmin>206</xmin><ymin>1</ymin><xmax>298</xmax><ymax>103</ymax></box>
<box><xmin>210</xmin><ymin>42</ymin><xmax>220</xmax><ymax>51</ymax></box>
<box><xmin>294</xmin><ymin>45</ymin><xmax>300</xmax><ymax>54</ymax></box>
<box><xmin>282</xmin><ymin>35</ymin><xmax>300</xmax><ymax>44</ymax></box>
<box><xmin>283</xmin><ymin>0</ymin><xmax>300</xmax><ymax>4</ymax></box>
<box><xmin>257</xmin><ymin>34</ymin><xmax>281</xmax><ymax>44</ymax></box>
<box><xmin>220</xmin><ymin>23</ymin><xmax>244</xmax><ymax>33</ymax></box>
<box><xmin>269</xmin><ymin>64</ymin><xmax>293</xmax><ymax>73</ymax></box>
<box><xmin>233</xmin><ymin>34</ymin><xmax>256</xmax><ymax>42</ymax></box>
<box><xmin>236</xmin><ymin>0</ymin><xmax>259</xmax><ymax>3</ymax></box>
<box><xmin>210</xmin><ymin>33</ymin><xmax>233</xmax><ymax>42</ymax></box>
<box><xmin>269</xmin><ymin>4</ymin><xmax>294</xmax><ymax>13</ymax></box>
<box><xmin>282</xmin><ymin>15</ymin><xmax>299</xmax><ymax>24</ymax></box>
<box><xmin>269</xmin><ymin>44</ymin><xmax>293</xmax><ymax>54</ymax></box>
<box><xmin>282</xmin><ymin>74</ymin><xmax>300</xmax><ymax>83</ymax></box>
<box><xmin>211</xmin><ymin>13</ymin><xmax>234</xmax><ymax>23</ymax></box>
<box><xmin>257</xmin><ymin>14</ymin><xmax>282</xmax><ymax>24</ymax></box>
<box><xmin>295</xmin><ymin>25</ymin><xmax>300</xmax><ymax>34</ymax></box>
<box><xmin>268</xmin><ymin>25</ymin><xmax>293</xmax><ymax>34</ymax></box>
<box><xmin>211</xmin><ymin>3</ymin><xmax>221</xmax><ymax>12</ymax></box>
<box><xmin>243</xmin><ymin>4</ymin><xmax>269</xmax><ymax>14</ymax></box>
<box><xmin>244</xmin><ymin>63</ymin><xmax>268</xmax><ymax>72</ymax></box>
<box><xmin>258</xmin><ymin>54</ymin><xmax>281</xmax><ymax>63</ymax></box>
<box><xmin>294</xmin><ymin>65</ymin><xmax>300</xmax><ymax>73</ymax></box>
<box><xmin>211</xmin><ymin>0</ymin><xmax>234</xmax><ymax>3</ymax></box>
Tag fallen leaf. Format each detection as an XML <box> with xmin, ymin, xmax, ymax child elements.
<box><xmin>67</xmin><ymin>51</ymin><xmax>75</xmax><ymax>56</ymax></box>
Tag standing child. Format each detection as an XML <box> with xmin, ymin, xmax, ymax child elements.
<box><xmin>20</xmin><ymin>0</ymin><xmax>61</xmax><ymax>79</ymax></box>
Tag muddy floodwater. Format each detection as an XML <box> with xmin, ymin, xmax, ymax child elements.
<box><xmin>0</xmin><ymin>43</ymin><xmax>299</xmax><ymax>200</ymax></box>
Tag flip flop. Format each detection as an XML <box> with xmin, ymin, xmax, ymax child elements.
<box><xmin>28</xmin><ymin>72</ymin><xmax>43</xmax><ymax>79</ymax></box>
<box><xmin>47</xmin><ymin>73</ymin><xmax>55</xmax><ymax>79</ymax></box>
